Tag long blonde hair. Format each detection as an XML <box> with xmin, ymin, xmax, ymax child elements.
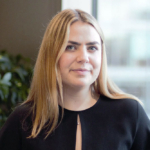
<box><xmin>24</xmin><ymin>9</ymin><xmax>141</xmax><ymax>138</ymax></box>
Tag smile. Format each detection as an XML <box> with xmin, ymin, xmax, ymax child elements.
<box><xmin>71</xmin><ymin>68</ymin><xmax>89</xmax><ymax>71</ymax></box>
<box><xmin>71</xmin><ymin>68</ymin><xmax>90</xmax><ymax>75</ymax></box>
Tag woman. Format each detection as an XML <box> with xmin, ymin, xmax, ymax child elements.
<box><xmin>0</xmin><ymin>9</ymin><xmax>150</xmax><ymax>150</ymax></box>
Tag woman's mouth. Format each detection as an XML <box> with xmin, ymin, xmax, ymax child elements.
<box><xmin>71</xmin><ymin>68</ymin><xmax>90</xmax><ymax>75</ymax></box>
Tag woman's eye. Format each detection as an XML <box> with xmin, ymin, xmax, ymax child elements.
<box><xmin>88</xmin><ymin>46</ymin><xmax>98</xmax><ymax>51</ymax></box>
<box><xmin>65</xmin><ymin>45</ymin><xmax>75</xmax><ymax>51</ymax></box>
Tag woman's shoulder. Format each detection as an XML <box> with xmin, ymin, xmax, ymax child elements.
<box><xmin>100</xmin><ymin>95</ymin><xmax>140</xmax><ymax>109</ymax></box>
<box><xmin>99</xmin><ymin>95</ymin><xmax>147</xmax><ymax>120</ymax></box>
<box><xmin>16</xmin><ymin>103</ymin><xmax>32</xmax><ymax>114</ymax></box>
<box><xmin>100</xmin><ymin>95</ymin><xmax>150</xmax><ymax>124</ymax></box>
<box><xmin>0</xmin><ymin>103</ymin><xmax>32</xmax><ymax>131</ymax></box>
<box><xmin>98</xmin><ymin>96</ymin><xmax>150</xmax><ymax>149</ymax></box>
<box><xmin>9</xmin><ymin>103</ymin><xmax>32</xmax><ymax>121</ymax></box>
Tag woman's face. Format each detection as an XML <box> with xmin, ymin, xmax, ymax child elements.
<box><xmin>59</xmin><ymin>21</ymin><xmax>101</xmax><ymax>89</ymax></box>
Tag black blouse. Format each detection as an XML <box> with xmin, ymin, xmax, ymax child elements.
<box><xmin>0</xmin><ymin>95</ymin><xmax>150</xmax><ymax>150</ymax></box>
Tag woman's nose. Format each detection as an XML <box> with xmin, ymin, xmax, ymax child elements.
<box><xmin>76</xmin><ymin>47</ymin><xmax>89</xmax><ymax>63</ymax></box>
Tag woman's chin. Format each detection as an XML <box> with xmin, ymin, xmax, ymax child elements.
<box><xmin>64</xmin><ymin>81</ymin><xmax>92</xmax><ymax>89</ymax></box>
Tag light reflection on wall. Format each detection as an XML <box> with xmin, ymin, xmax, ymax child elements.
<box><xmin>61</xmin><ymin>0</ymin><xmax>92</xmax><ymax>14</ymax></box>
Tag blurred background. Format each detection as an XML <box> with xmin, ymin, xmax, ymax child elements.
<box><xmin>0</xmin><ymin>0</ymin><xmax>150</xmax><ymax>125</ymax></box>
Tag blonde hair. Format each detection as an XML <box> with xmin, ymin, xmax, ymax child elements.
<box><xmin>24</xmin><ymin>9</ymin><xmax>141</xmax><ymax>138</ymax></box>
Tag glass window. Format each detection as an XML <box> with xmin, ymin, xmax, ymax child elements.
<box><xmin>97</xmin><ymin>0</ymin><xmax>150</xmax><ymax>116</ymax></box>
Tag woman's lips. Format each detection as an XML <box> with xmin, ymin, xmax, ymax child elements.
<box><xmin>71</xmin><ymin>68</ymin><xmax>90</xmax><ymax>75</ymax></box>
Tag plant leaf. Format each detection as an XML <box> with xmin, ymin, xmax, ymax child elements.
<box><xmin>3</xmin><ymin>72</ymin><xmax>12</xmax><ymax>81</ymax></box>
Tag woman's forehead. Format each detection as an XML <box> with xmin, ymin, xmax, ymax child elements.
<box><xmin>68</xmin><ymin>21</ymin><xmax>101</xmax><ymax>44</ymax></box>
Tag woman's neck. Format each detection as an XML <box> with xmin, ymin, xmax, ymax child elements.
<box><xmin>62</xmin><ymin>85</ymin><xmax>97</xmax><ymax>111</ymax></box>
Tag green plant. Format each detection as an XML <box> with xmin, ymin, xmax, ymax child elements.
<box><xmin>0</xmin><ymin>50</ymin><xmax>33</xmax><ymax>127</ymax></box>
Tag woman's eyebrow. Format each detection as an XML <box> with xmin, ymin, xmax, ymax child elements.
<box><xmin>68</xmin><ymin>41</ymin><xmax>81</xmax><ymax>45</ymax></box>
<box><xmin>86</xmin><ymin>41</ymin><xmax>100</xmax><ymax>45</ymax></box>
<box><xmin>68</xmin><ymin>41</ymin><xmax>100</xmax><ymax>45</ymax></box>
